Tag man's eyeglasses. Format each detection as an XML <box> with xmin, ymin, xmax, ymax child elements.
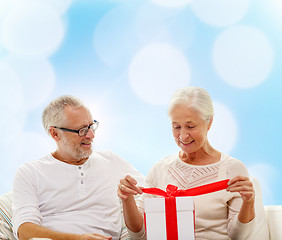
<box><xmin>53</xmin><ymin>120</ymin><xmax>99</xmax><ymax>137</ymax></box>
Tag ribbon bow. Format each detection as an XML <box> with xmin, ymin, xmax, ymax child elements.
<box><xmin>142</xmin><ymin>179</ymin><xmax>229</xmax><ymax>240</ymax></box>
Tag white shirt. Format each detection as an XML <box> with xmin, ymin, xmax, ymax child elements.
<box><xmin>12</xmin><ymin>151</ymin><xmax>144</xmax><ymax>240</ymax></box>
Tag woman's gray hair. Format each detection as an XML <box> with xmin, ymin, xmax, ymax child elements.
<box><xmin>42</xmin><ymin>95</ymin><xmax>85</xmax><ymax>135</ymax></box>
<box><xmin>168</xmin><ymin>86</ymin><xmax>214</xmax><ymax>121</ymax></box>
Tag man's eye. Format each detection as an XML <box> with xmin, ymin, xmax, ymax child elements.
<box><xmin>173</xmin><ymin>126</ymin><xmax>180</xmax><ymax>130</ymax></box>
<box><xmin>187</xmin><ymin>126</ymin><xmax>195</xmax><ymax>129</ymax></box>
<box><xmin>79</xmin><ymin>127</ymin><xmax>88</xmax><ymax>134</ymax></box>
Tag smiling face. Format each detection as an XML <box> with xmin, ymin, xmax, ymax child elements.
<box><xmin>171</xmin><ymin>104</ymin><xmax>212</xmax><ymax>155</ymax></box>
<box><xmin>51</xmin><ymin>105</ymin><xmax>95</xmax><ymax>165</ymax></box>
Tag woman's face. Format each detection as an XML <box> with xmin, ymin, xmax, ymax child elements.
<box><xmin>170</xmin><ymin>104</ymin><xmax>212</xmax><ymax>154</ymax></box>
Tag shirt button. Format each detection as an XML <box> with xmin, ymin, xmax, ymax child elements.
<box><xmin>78</xmin><ymin>166</ymin><xmax>81</xmax><ymax>169</ymax></box>
<box><xmin>81</xmin><ymin>181</ymin><xmax>84</xmax><ymax>184</ymax></box>
<box><xmin>81</xmin><ymin>173</ymin><xmax>84</xmax><ymax>176</ymax></box>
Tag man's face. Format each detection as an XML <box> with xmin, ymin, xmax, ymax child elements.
<box><xmin>55</xmin><ymin>105</ymin><xmax>95</xmax><ymax>165</ymax></box>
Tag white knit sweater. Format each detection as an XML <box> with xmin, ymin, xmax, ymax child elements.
<box><xmin>130</xmin><ymin>153</ymin><xmax>256</xmax><ymax>240</ymax></box>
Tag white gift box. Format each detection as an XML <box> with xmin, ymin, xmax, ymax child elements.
<box><xmin>144</xmin><ymin>196</ymin><xmax>195</xmax><ymax>240</ymax></box>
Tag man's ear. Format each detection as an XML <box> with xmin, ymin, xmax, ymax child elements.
<box><xmin>207</xmin><ymin>116</ymin><xmax>213</xmax><ymax>131</ymax></box>
<box><xmin>49</xmin><ymin>127</ymin><xmax>60</xmax><ymax>142</ymax></box>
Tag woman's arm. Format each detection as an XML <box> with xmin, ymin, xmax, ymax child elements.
<box><xmin>118</xmin><ymin>175</ymin><xmax>144</xmax><ymax>233</ymax></box>
<box><xmin>227</xmin><ymin>175</ymin><xmax>255</xmax><ymax>223</ymax></box>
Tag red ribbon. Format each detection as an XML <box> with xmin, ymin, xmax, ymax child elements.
<box><xmin>142</xmin><ymin>179</ymin><xmax>229</xmax><ymax>240</ymax></box>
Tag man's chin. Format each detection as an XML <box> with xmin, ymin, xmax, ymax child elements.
<box><xmin>78</xmin><ymin>149</ymin><xmax>92</xmax><ymax>159</ymax></box>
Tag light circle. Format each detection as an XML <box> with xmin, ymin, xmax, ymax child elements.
<box><xmin>248</xmin><ymin>163</ymin><xmax>277</xmax><ymax>205</ymax></box>
<box><xmin>3</xmin><ymin>55</ymin><xmax>56</xmax><ymax>110</ymax></box>
<box><xmin>191</xmin><ymin>0</ymin><xmax>250</xmax><ymax>27</ymax></box>
<box><xmin>208</xmin><ymin>101</ymin><xmax>237</xmax><ymax>153</ymax></box>
<box><xmin>11</xmin><ymin>0</ymin><xmax>73</xmax><ymax>15</ymax></box>
<box><xmin>0</xmin><ymin>62</ymin><xmax>24</xmax><ymax>126</ymax></box>
<box><xmin>93</xmin><ymin>5</ymin><xmax>138</xmax><ymax>68</ymax></box>
<box><xmin>129</xmin><ymin>43</ymin><xmax>191</xmax><ymax>105</ymax></box>
<box><xmin>151</xmin><ymin>0</ymin><xmax>191</xmax><ymax>8</ymax></box>
<box><xmin>213</xmin><ymin>25</ymin><xmax>274</xmax><ymax>88</ymax></box>
<box><xmin>1</xmin><ymin>1</ymin><xmax>65</xmax><ymax>56</ymax></box>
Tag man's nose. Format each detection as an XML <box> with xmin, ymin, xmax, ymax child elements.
<box><xmin>85</xmin><ymin>128</ymin><xmax>95</xmax><ymax>138</ymax></box>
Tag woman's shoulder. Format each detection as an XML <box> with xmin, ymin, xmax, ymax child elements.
<box><xmin>154</xmin><ymin>153</ymin><xmax>178</xmax><ymax>166</ymax></box>
<box><xmin>147</xmin><ymin>153</ymin><xmax>179</xmax><ymax>174</ymax></box>
<box><xmin>220</xmin><ymin>152</ymin><xmax>249</xmax><ymax>177</ymax></box>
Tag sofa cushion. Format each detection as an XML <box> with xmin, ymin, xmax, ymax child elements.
<box><xmin>249</xmin><ymin>177</ymin><xmax>270</xmax><ymax>240</ymax></box>
<box><xmin>0</xmin><ymin>191</ymin><xmax>16</xmax><ymax>239</ymax></box>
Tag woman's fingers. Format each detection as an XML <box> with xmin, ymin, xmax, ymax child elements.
<box><xmin>227</xmin><ymin>175</ymin><xmax>255</xmax><ymax>203</ymax></box>
<box><xmin>117</xmin><ymin>175</ymin><xmax>143</xmax><ymax>200</ymax></box>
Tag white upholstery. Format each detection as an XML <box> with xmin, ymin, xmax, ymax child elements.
<box><xmin>250</xmin><ymin>177</ymin><xmax>270</xmax><ymax>240</ymax></box>
<box><xmin>265</xmin><ymin>205</ymin><xmax>282</xmax><ymax>240</ymax></box>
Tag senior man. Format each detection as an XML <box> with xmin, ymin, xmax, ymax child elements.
<box><xmin>12</xmin><ymin>95</ymin><xmax>144</xmax><ymax>240</ymax></box>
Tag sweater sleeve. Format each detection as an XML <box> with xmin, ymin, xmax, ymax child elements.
<box><xmin>224</xmin><ymin>156</ymin><xmax>256</xmax><ymax>240</ymax></box>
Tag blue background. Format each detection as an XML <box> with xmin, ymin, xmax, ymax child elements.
<box><xmin>0</xmin><ymin>0</ymin><xmax>281</xmax><ymax>205</ymax></box>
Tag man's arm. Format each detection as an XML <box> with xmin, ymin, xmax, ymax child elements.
<box><xmin>18</xmin><ymin>222</ymin><xmax>112</xmax><ymax>240</ymax></box>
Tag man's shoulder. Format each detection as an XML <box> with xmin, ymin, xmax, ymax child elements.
<box><xmin>92</xmin><ymin>150</ymin><xmax>113</xmax><ymax>157</ymax></box>
<box><xmin>17</xmin><ymin>154</ymin><xmax>53</xmax><ymax>171</ymax></box>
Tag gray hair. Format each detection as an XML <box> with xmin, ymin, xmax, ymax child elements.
<box><xmin>42</xmin><ymin>95</ymin><xmax>85</xmax><ymax>135</ymax></box>
<box><xmin>168</xmin><ymin>86</ymin><xmax>214</xmax><ymax>121</ymax></box>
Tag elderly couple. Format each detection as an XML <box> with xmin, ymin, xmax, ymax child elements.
<box><xmin>12</xmin><ymin>87</ymin><xmax>259</xmax><ymax>240</ymax></box>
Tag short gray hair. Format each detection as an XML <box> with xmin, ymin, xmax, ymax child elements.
<box><xmin>42</xmin><ymin>95</ymin><xmax>85</xmax><ymax>135</ymax></box>
<box><xmin>168</xmin><ymin>86</ymin><xmax>214</xmax><ymax>121</ymax></box>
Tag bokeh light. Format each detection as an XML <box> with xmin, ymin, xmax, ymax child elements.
<box><xmin>93</xmin><ymin>5</ymin><xmax>139</xmax><ymax>68</ymax></box>
<box><xmin>151</xmin><ymin>0</ymin><xmax>191</xmax><ymax>8</ymax></box>
<box><xmin>191</xmin><ymin>0</ymin><xmax>250</xmax><ymax>27</ymax></box>
<box><xmin>1</xmin><ymin>0</ymin><xmax>65</xmax><ymax>56</ymax></box>
<box><xmin>2</xmin><ymin>55</ymin><xmax>56</xmax><ymax>110</ymax></box>
<box><xmin>0</xmin><ymin>0</ymin><xmax>281</xmax><ymax>206</ymax></box>
<box><xmin>129</xmin><ymin>43</ymin><xmax>191</xmax><ymax>105</ymax></box>
<box><xmin>208</xmin><ymin>101</ymin><xmax>238</xmax><ymax>154</ymax></box>
<box><xmin>213</xmin><ymin>25</ymin><xmax>274</xmax><ymax>88</ymax></box>
<box><xmin>0</xmin><ymin>62</ymin><xmax>24</xmax><ymax>126</ymax></box>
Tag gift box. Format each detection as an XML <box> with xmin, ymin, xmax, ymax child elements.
<box><xmin>142</xmin><ymin>179</ymin><xmax>230</xmax><ymax>240</ymax></box>
<box><xmin>144</xmin><ymin>196</ymin><xmax>194</xmax><ymax>240</ymax></box>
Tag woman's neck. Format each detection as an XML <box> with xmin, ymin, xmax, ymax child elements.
<box><xmin>179</xmin><ymin>144</ymin><xmax>221</xmax><ymax>165</ymax></box>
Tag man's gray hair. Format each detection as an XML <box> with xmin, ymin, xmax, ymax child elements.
<box><xmin>168</xmin><ymin>86</ymin><xmax>214</xmax><ymax>121</ymax></box>
<box><xmin>42</xmin><ymin>95</ymin><xmax>85</xmax><ymax>135</ymax></box>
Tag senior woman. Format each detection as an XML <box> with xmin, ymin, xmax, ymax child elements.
<box><xmin>118</xmin><ymin>86</ymin><xmax>257</xmax><ymax>239</ymax></box>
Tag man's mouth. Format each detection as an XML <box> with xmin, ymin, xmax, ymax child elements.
<box><xmin>81</xmin><ymin>142</ymin><xmax>92</xmax><ymax>146</ymax></box>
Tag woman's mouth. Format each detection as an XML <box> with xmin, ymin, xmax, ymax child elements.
<box><xmin>179</xmin><ymin>139</ymin><xmax>194</xmax><ymax>145</ymax></box>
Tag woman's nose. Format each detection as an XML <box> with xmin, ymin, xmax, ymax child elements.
<box><xmin>180</xmin><ymin>130</ymin><xmax>189</xmax><ymax>139</ymax></box>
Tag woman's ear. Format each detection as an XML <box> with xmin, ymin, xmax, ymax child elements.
<box><xmin>207</xmin><ymin>116</ymin><xmax>213</xmax><ymax>131</ymax></box>
<box><xmin>49</xmin><ymin>127</ymin><xmax>60</xmax><ymax>141</ymax></box>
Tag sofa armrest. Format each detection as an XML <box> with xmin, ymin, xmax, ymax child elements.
<box><xmin>265</xmin><ymin>205</ymin><xmax>282</xmax><ymax>240</ymax></box>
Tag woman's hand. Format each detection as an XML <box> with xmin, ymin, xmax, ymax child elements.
<box><xmin>118</xmin><ymin>175</ymin><xmax>143</xmax><ymax>200</ymax></box>
<box><xmin>227</xmin><ymin>175</ymin><xmax>255</xmax><ymax>204</ymax></box>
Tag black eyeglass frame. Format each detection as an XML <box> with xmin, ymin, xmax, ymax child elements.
<box><xmin>53</xmin><ymin>120</ymin><xmax>99</xmax><ymax>137</ymax></box>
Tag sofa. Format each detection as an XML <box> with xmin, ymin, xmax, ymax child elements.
<box><xmin>1</xmin><ymin>178</ymin><xmax>281</xmax><ymax>239</ymax></box>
